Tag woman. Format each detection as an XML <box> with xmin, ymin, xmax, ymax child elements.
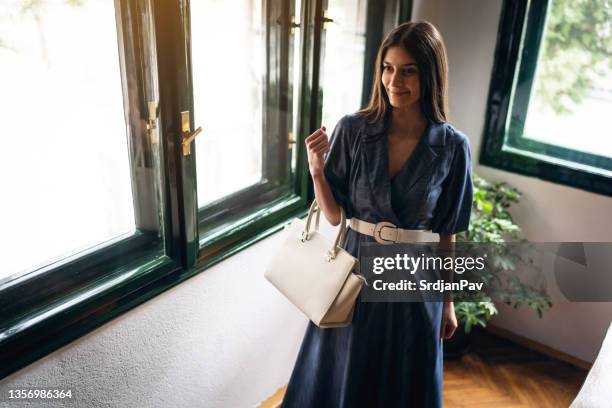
<box><xmin>282</xmin><ymin>21</ymin><xmax>473</xmax><ymax>407</ymax></box>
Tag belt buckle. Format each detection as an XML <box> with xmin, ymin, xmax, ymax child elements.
<box><xmin>373</xmin><ymin>221</ymin><xmax>398</xmax><ymax>244</ymax></box>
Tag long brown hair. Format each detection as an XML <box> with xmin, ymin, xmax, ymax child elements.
<box><xmin>358</xmin><ymin>21</ymin><xmax>449</xmax><ymax>124</ymax></box>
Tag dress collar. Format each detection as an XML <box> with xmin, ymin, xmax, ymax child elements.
<box><xmin>362</xmin><ymin>109</ymin><xmax>447</xmax><ymax>147</ymax></box>
<box><xmin>359</xmin><ymin>109</ymin><xmax>446</xmax><ymax>227</ymax></box>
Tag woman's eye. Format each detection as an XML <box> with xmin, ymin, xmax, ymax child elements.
<box><xmin>402</xmin><ymin>68</ymin><xmax>416</xmax><ymax>76</ymax></box>
<box><xmin>383</xmin><ymin>65</ymin><xmax>392</xmax><ymax>72</ymax></box>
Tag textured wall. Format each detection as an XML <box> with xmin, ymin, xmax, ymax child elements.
<box><xmin>0</xmin><ymin>226</ymin><xmax>315</xmax><ymax>407</ymax></box>
<box><xmin>413</xmin><ymin>0</ymin><xmax>612</xmax><ymax>363</ymax></box>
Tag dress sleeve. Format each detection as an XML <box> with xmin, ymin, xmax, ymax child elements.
<box><xmin>323</xmin><ymin>116</ymin><xmax>353</xmax><ymax>219</ymax></box>
<box><xmin>430</xmin><ymin>137</ymin><xmax>473</xmax><ymax>235</ymax></box>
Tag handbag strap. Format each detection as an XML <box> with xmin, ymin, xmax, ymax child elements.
<box><xmin>305</xmin><ymin>200</ymin><xmax>320</xmax><ymax>234</ymax></box>
<box><xmin>305</xmin><ymin>199</ymin><xmax>348</xmax><ymax>258</ymax></box>
<box><xmin>331</xmin><ymin>206</ymin><xmax>347</xmax><ymax>257</ymax></box>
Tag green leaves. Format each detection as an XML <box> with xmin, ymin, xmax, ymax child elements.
<box><xmin>453</xmin><ymin>174</ymin><xmax>551</xmax><ymax>333</ymax></box>
<box><xmin>494</xmin><ymin>219</ymin><xmax>519</xmax><ymax>232</ymax></box>
<box><xmin>455</xmin><ymin>300</ymin><xmax>499</xmax><ymax>334</ymax></box>
<box><xmin>458</xmin><ymin>174</ymin><xmax>521</xmax><ymax>244</ymax></box>
<box><xmin>477</xmin><ymin>199</ymin><xmax>493</xmax><ymax>215</ymax></box>
<box><xmin>536</xmin><ymin>0</ymin><xmax>611</xmax><ymax>114</ymax></box>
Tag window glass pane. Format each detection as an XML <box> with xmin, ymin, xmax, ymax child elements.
<box><xmin>0</xmin><ymin>0</ymin><xmax>136</xmax><ymax>279</ymax></box>
<box><xmin>523</xmin><ymin>0</ymin><xmax>611</xmax><ymax>159</ymax></box>
<box><xmin>192</xmin><ymin>0</ymin><xmax>264</xmax><ymax>207</ymax></box>
<box><xmin>321</xmin><ymin>0</ymin><xmax>367</xmax><ymax>133</ymax></box>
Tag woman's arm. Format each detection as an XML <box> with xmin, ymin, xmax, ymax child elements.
<box><xmin>312</xmin><ymin>173</ymin><xmax>343</xmax><ymax>226</ymax></box>
<box><xmin>306</xmin><ymin>127</ymin><xmax>343</xmax><ymax>226</ymax></box>
<box><xmin>439</xmin><ymin>233</ymin><xmax>458</xmax><ymax>339</ymax></box>
<box><xmin>438</xmin><ymin>233</ymin><xmax>455</xmax><ymax>303</ymax></box>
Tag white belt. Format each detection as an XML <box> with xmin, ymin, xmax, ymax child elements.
<box><xmin>349</xmin><ymin>218</ymin><xmax>437</xmax><ymax>244</ymax></box>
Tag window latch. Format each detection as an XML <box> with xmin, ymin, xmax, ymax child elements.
<box><xmin>147</xmin><ymin>101</ymin><xmax>158</xmax><ymax>144</ymax></box>
<box><xmin>322</xmin><ymin>14</ymin><xmax>336</xmax><ymax>29</ymax></box>
<box><xmin>181</xmin><ymin>110</ymin><xmax>203</xmax><ymax>156</ymax></box>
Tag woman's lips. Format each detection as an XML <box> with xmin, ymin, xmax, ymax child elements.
<box><xmin>389</xmin><ymin>90</ymin><xmax>409</xmax><ymax>96</ymax></box>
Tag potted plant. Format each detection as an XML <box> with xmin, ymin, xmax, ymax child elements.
<box><xmin>443</xmin><ymin>174</ymin><xmax>552</xmax><ymax>358</ymax></box>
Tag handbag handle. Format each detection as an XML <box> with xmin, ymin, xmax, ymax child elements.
<box><xmin>304</xmin><ymin>199</ymin><xmax>347</xmax><ymax>259</ymax></box>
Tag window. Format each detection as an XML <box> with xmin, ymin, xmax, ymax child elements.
<box><xmin>321</xmin><ymin>0</ymin><xmax>411</xmax><ymax>131</ymax></box>
<box><xmin>320</xmin><ymin>0</ymin><xmax>368</xmax><ymax>133</ymax></box>
<box><xmin>0</xmin><ymin>0</ymin><xmax>410</xmax><ymax>379</ymax></box>
<box><xmin>480</xmin><ymin>0</ymin><xmax>612</xmax><ymax>196</ymax></box>
<box><xmin>0</xmin><ymin>0</ymin><xmax>137</xmax><ymax>280</ymax></box>
<box><xmin>191</xmin><ymin>0</ymin><xmax>304</xmax><ymax>266</ymax></box>
<box><xmin>0</xmin><ymin>0</ymin><xmax>174</xmax><ymax>379</ymax></box>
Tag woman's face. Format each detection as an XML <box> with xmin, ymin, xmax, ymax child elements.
<box><xmin>381</xmin><ymin>46</ymin><xmax>420</xmax><ymax>109</ymax></box>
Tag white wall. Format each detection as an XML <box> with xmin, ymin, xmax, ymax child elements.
<box><xmin>0</xmin><ymin>227</ymin><xmax>315</xmax><ymax>407</ymax></box>
<box><xmin>414</xmin><ymin>0</ymin><xmax>612</xmax><ymax>363</ymax></box>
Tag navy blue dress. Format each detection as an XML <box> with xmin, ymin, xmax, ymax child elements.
<box><xmin>281</xmin><ymin>110</ymin><xmax>473</xmax><ymax>408</ymax></box>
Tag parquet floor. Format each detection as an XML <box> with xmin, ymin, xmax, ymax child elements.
<box><xmin>443</xmin><ymin>330</ymin><xmax>589</xmax><ymax>407</ymax></box>
<box><xmin>262</xmin><ymin>330</ymin><xmax>589</xmax><ymax>408</ymax></box>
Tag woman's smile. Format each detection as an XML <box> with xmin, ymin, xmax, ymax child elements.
<box><xmin>388</xmin><ymin>89</ymin><xmax>410</xmax><ymax>96</ymax></box>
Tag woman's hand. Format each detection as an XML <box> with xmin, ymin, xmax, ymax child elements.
<box><xmin>305</xmin><ymin>127</ymin><xmax>329</xmax><ymax>178</ymax></box>
<box><xmin>440</xmin><ymin>301</ymin><xmax>458</xmax><ymax>340</ymax></box>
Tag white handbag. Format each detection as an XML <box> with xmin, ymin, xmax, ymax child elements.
<box><xmin>264</xmin><ymin>199</ymin><xmax>365</xmax><ymax>328</ymax></box>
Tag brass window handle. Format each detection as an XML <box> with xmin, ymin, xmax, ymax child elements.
<box><xmin>147</xmin><ymin>101</ymin><xmax>159</xmax><ymax>145</ymax></box>
<box><xmin>181</xmin><ymin>110</ymin><xmax>203</xmax><ymax>156</ymax></box>
<box><xmin>322</xmin><ymin>14</ymin><xmax>336</xmax><ymax>29</ymax></box>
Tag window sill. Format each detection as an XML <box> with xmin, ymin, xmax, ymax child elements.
<box><xmin>479</xmin><ymin>149</ymin><xmax>612</xmax><ymax>197</ymax></box>
<box><xmin>0</xmin><ymin>251</ymin><xmax>178</xmax><ymax>379</ymax></box>
<box><xmin>196</xmin><ymin>194</ymin><xmax>309</xmax><ymax>270</ymax></box>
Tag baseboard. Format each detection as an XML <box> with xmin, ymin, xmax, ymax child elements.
<box><xmin>485</xmin><ymin>324</ymin><xmax>593</xmax><ymax>370</ymax></box>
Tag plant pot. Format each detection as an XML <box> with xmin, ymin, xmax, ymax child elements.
<box><xmin>443</xmin><ymin>325</ymin><xmax>473</xmax><ymax>359</ymax></box>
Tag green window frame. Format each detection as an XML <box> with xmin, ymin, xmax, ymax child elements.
<box><xmin>480</xmin><ymin>0</ymin><xmax>612</xmax><ymax>196</ymax></box>
<box><xmin>0</xmin><ymin>0</ymin><xmax>411</xmax><ymax>380</ymax></box>
<box><xmin>0</xmin><ymin>0</ymin><xmax>180</xmax><ymax>379</ymax></box>
<box><xmin>193</xmin><ymin>0</ymin><xmax>412</xmax><ymax>270</ymax></box>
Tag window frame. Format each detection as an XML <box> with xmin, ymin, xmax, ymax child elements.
<box><xmin>0</xmin><ymin>0</ymin><xmax>181</xmax><ymax>379</ymax></box>
<box><xmin>0</xmin><ymin>0</ymin><xmax>408</xmax><ymax>380</ymax></box>
<box><xmin>480</xmin><ymin>0</ymin><xmax>612</xmax><ymax>196</ymax></box>
<box><xmin>193</xmin><ymin>0</ymin><xmax>414</xmax><ymax>271</ymax></box>
<box><xmin>190</xmin><ymin>0</ymin><xmax>313</xmax><ymax>268</ymax></box>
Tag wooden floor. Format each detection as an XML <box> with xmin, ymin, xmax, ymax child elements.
<box><xmin>443</xmin><ymin>330</ymin><xmax>588</xmax><ymax>407</ymax></box>
<box><xmin>260</xmin><ymin>329</ymin><xmax>589</xmax><ymax>408</ymax></box>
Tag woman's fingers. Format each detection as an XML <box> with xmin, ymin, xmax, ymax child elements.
<box><xmin>441</xmin><ymin>317</ymin><xmax>457</xmax><ymax>340</ymax></box>
<box><xmin>305</xmin><ymin>130</ymin><xmax>320</xmax><ymax>143</ymax></box>
<box><xmin>307</xmin><ymin>135</ymin><xmax>327</xmax><ymax>151</ymax></box>
<box><xmin>305</xmin><ymin>127</ymin><xmax>330</xmax><ymax>175</ymax></box>
<box><xmin>305</xmin><ymin>128</ymin><xmax>324</xmax><ymax>143</ymax></box>
<box><xmin>306</xmin><ymin>128</ymin><xmax>329</xmax><ymax>155</ymax></box>
<box><xmin>305</xmin><ymin>128</ymin><xmax>328</xmax><ymax>145</ymax></box>
<box><xmin>314</xmin><ymin>145</ymin><xmax>330</xmax><ymax>156</ymax></box>
<box><xmin>311</xmin><ymin>137</ymin><xmax>329</xmax><ymax>152</ymax></box>
<box><xmin>445</xmin><ymin>324</ymin><xmax>456</xmax><ymax>339</ymax></box>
